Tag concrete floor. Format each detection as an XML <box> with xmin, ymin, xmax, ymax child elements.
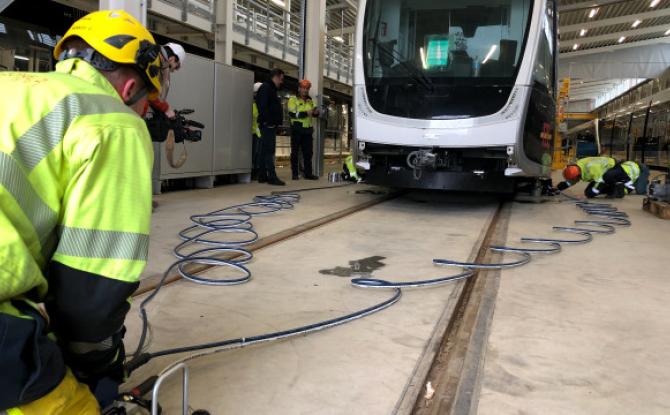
<box><xmin>145</xmin><ymin>166</ymin><xmax>378</xmax><ymax>281</ymax></box>
<box><xmin>125</xmin><ymin>172</ymin><xmax>670</xmax><ymax>414</ymax></box>
<box><xmin>125</xmin><ymin>189</ymin><xmax>498</xmax><ymax>414</ymax></box>
<box><xmin>478</xmin><ymin>190</ymin><xmax>670</xmax><ymax>415</ymax></box>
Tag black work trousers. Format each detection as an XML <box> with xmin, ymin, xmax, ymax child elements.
<box><xmin>290</xmin><ymin>124</ymin><xmax>314</xmax><ymax>177</ymax></box>
<box><xmin>251</xmin><ymin>134</ymin><xmax>261</xmax><ymax>176</ymax></box>
<box><xmin>259</xmin><ymin>126</ymin><xmax>278</xmax><ymax>180</ymax></box>
<box><xmin>602</xmin><ymin>164</ymin><xmax>632</xmax><ymax>187</ymax></box>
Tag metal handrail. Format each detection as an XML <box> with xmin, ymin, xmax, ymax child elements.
<box><xmin>232</xmin><ymin>0</ymin><xmax>354</xmax><ymax>83</ymax></box>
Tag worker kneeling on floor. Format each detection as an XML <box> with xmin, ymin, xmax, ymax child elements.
<box><xmin>0</xmin><ymin>10</ymin><xmax>163</xmax><ymax>414</ymax></box>
<box><xmin>557</xmin><ymin>156</ymin><xmax>649</xmax><ymax>198</ymax></box>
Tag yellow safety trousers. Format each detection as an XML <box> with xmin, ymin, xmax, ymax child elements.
<box><xmin>7</xmin><ymin>370</ymin><xmax>99</xmax><ymax>415</ymax></box>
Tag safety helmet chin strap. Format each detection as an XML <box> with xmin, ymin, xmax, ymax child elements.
<box><xmin>124</xmin><ymin>85</ymin><xmax>149</xmax><ymax>106</ymax></box>
<box><xmin>59</xmin><ymin>47</ymin><xmax>152</xmax><ymax>108</ymax></box>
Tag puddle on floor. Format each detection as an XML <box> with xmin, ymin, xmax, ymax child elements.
<box><xmin>319</xmin><ymin>256</ymin><xmax>387</xmax><ymax>278</ymax></box>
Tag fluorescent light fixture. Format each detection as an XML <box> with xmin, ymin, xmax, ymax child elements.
<box><xmin>270</xmin><ymin>0</ymin><xmax>285</xmax><ymax>7</ymax></box>
<box><xmin>419</xmin><ymin>47</ymin><xmax>427</xmax><ymax>69</ymax></box>
<box><xmin>482</xmin><ymin>45</ymin><xmax>497</xmax><ymax>64</ymax></box>
<box><xmin>333</xmin><ymin>36</ymin><xmax>344</xmax><ymax>43</ymax></box>
<box><xmin>580</xmin><ymin>28</ymin><xmax>588</xmax><ymax>36</ymax></box>
<box><xmin>14</xmin><ymin>55</ymin><xmax>30</xmax><ymax>61</ymax></box>
<box><xmin>588</xmin><ymin>8</ymin><xmax>599</xmax><ymax>18</ymax></box>
<box><xmin>632</xmin><ymin>19</ymin><xmax>642</xmax><ymax>28</ymax></box>
<box><xmin>665</xmin><ymin>28</ymin><xmax>670</xmax><ymax>35</ymax></box>
<box><xmin>618</xmin><ymin>36</ymin><xmax>626</xmax><ymax>43</ymax></box>
<box><xmin>0</xmin><ymin>23</ymin><xmax>6</xmax><ymax>34</ymax></box>
<box><xmin>650</xmin><ymin>0</ymin><xmax>661</xmax><ymax>7</ymax></box>
<box><xmin>573</xmin><ymin>44</ymin><xmax>579</xmax><ymax>50</ymax></box>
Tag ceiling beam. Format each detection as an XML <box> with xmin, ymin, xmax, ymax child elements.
<box><xmin>560</xmin><ymin>35</ymin><xmax>670</xmax><ymax>57</ymax></box>
<box><xmin>570</xmin><ymin>84</ymin><xmax>619</xmax><ymax>91</ymax></box>
<box><xmin>566</xmin><ymin>24</ymin><xmax>670</xmax><ymax>46</ymax></box>
<box><xmin>558</xmin><ymin>0</ymin><xmax>629</xmax><ymax>12</ymax></box>
<box><xmin>571</xmin><ymin>80</ymin><xmax>621</xmax><ymax>86</ymax></box>
<box><xmin>561</xmin><ymin>7</ymin><xmax>670</xmax><ymax>33</ymax></box>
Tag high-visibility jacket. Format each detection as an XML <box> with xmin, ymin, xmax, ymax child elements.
<box><xmin>288</xmin><ymin>95</ymin><xmax>316</xmax><ymax>129</ymax></box>
<box><xmin>574</xmin><ymin>156</ymin><xmax>616</xmax><ymax>188</ymax></box>
<box><xmin>620</xmin><ymin>160</ymin><xmax>641</xmax><ymax>193</ymax></box>
<box><xmin>252</xmin><ymin>101</ymin><xmax>261</xmax><ymax>137</ymax></box>
<box><xmin>344</xmin><ymin>155</ymin><xmax>359</xmax><ymax>181</ymax></box>
<box><xmin>0</xmin><ymin>58</ymin><xmax>152</xmax><ymax>408</ymax></box>
<box><xmin>621</xmin><ymin>161</ymin><xmax>640</xmax><ymax>182</ymax></box>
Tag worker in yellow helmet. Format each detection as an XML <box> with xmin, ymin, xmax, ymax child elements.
<box><xmin>0</xmin><ymin>10</ymin><xmax>163</xmax><ymax>413</ymax></box>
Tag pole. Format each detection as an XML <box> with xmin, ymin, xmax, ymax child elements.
<box><xmin>610</xmin><ymin>114</ymin><xmax>616</xmax><ymax>157</ymax></box>
<box><xmin>625</xmin><ymin>111</ymin><xmax>634</xmax><ymax>161</ymax></box>
<box><xmin>641</xmin><ymin>100</ymin><xmax>653</xmax><ymax>164</ymax></box>
<box><xmin>298</xmin><ymin>0</ymin><xmax>307</xmax><ymax>80</ymax></box>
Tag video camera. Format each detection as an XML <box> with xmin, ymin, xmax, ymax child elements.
<box><xmin>145</xmin><ymin>107</ymin><xmax>204</xmax><ymax>143</ymax></box>
<box><xmin>171</xmin><ymin>109</ymin><xmax>204</xmax><ymax>143</ymax></box>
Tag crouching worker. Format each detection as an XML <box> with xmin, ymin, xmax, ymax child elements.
<box><xmin>0</xmin><ymin>10</ymin><xmax>162</xmax><ymax>413</ymax></box>
<box><xmin>557</xmin><ymin>156</ymin><xmax>616</xmax><ymax>198</ymax></box>
<box><xmin>601</xmin><ymin>160</ymin><xmax>649</xmax><ymax>197</ymax></box>
<box><xmin>341</xmin><ymin>155</ymin><xmax>360</xmax><ymax>182</ymax></box>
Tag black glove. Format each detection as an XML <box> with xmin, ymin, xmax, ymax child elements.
<box><xmin>556</xmin><ymin>181</ymin><xmax>570</xmax><ymax>191</ymax></box>
<box><xmin>585</xmin><ymin>187</ymin><xmax>600</xmax><ymax>198</ymax></box>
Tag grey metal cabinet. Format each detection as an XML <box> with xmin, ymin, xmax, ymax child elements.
<box><xmin>152</xmin><ymin>54</ymin><xmax>253</xmax><ymax>194</ymax></box>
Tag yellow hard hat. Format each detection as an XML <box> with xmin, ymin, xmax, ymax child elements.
<box><xmin>54</xmin><ymin>10</ymin><xmax>162</xmax><ymax>99</ymax></box>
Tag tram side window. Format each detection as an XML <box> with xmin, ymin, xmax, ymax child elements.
<box><xmin>533</xmin><ymin>23</ymin><xmax>553</xmax><ymax>92</ymax></box>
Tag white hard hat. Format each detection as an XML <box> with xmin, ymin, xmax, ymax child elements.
<box><xmin>253</xmin><ymin>82</ymin><xmax>263</xmax><ymax>93</ymax></box>
<box><xmin>164</xmin><ymin>42</ymin><xmax>186</xmax><ymax>65</ymax></box>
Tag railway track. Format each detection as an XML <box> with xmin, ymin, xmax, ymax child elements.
<box><xmin>405</xmin><ymin>201</ymin><xmax>510</xmax><ymax>415</ymax></box>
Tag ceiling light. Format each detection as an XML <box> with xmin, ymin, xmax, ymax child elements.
<box><xmin>650</xmin><ymin>0</ymin><xmax>661</xmax><ymax>7</ymax></box>
<box><xmin>14</xmin><ymin>55</ymin><xmax>29</xmax><ymax>61</ymax></box>
<box><xmin>580</xmin><ymin>29</ymin><xmax>588</xmax><ymax>36</ymax></box>
<box><xmin>482</xmin><ymin>45</ymin><xmax>497</xmax><ymax>64</ymax></box>
<box><xmin>333</xmin><ymin>36</ymin><xmax>344</xmax><ymax>43</ymax></box>
<box><xmin>588</xmin><ymin>8</ymin><xmax>599</xmax><ymax>18</ymax></box>
<box><xmin>270</xmin><ymin>0</ymin><xmax>285</xmax><ymax>7</ymax></box>
<box><xmin>665</xmin><ymin>28</ymin><xmax>670</xmax><ymax>35</ymax></box>
<box><xmin>632</xmin><ymin>20</ymin><xmax>642</xmax><ymax>28</ymax></box>
<box><xmin>618</xmin><ymin>36</ymin><xmax>626</xmax><ymax>43</ymax></box>
<box><xmin>573</xmin><ymin>44</ymin><xmax>579</xmax><ymax>50</ymax></box>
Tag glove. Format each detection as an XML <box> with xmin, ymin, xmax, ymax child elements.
<box><xmin>93</xmin><ymin>376</ymin><xmax>121</xmax><ymax>409</ymax></box>
<box><xmin>585</xmin><ymin>186</ymin><xmax>600</xmax><ymax>198</ymax></box>
<box><xmin>556</xmin><ymin>181</ymin><xmax>570</xmax><ymax>191</ymax></box>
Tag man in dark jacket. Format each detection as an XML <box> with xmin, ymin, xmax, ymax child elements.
<box><xmin>256</xmin><ymin>68</ymin><xmax>286</xmax><ymax>185</ymax></box>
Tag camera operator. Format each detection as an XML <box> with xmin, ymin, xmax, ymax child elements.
<box><xmin>149</xmin><ymin>42</ymin><xmax>185</xmax><ymax>119</ymax></box>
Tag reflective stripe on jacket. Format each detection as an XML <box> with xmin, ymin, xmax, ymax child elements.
<box><xmin>288</xmin><ymin>95</ymin><xmax>315</xmax><ymax>129</ymax></box>
<box><xmin>576</xmin><ymin>157</ymin><xmax>616</xmax><ymax>187</ymax></box>
<box><xmin>0</xmin><ymin>58</ymin><xmax>152</xmax><ymax>408</ymax></box>
<box><xmin>621</xmin><ymin>161</ymin><xmax>640</xmax><ymax>182</ymax></box>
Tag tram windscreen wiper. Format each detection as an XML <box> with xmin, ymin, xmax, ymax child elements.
<box><xmin>369</xmin><ymin>38</ymin><xmax>434</xmax><ymax>92</ymax></box>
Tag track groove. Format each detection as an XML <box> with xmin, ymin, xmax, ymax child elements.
<box><xmin>409</xmin><ymin>201</ymin><xmax>511</xmax><ymax>415</ymax></box>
